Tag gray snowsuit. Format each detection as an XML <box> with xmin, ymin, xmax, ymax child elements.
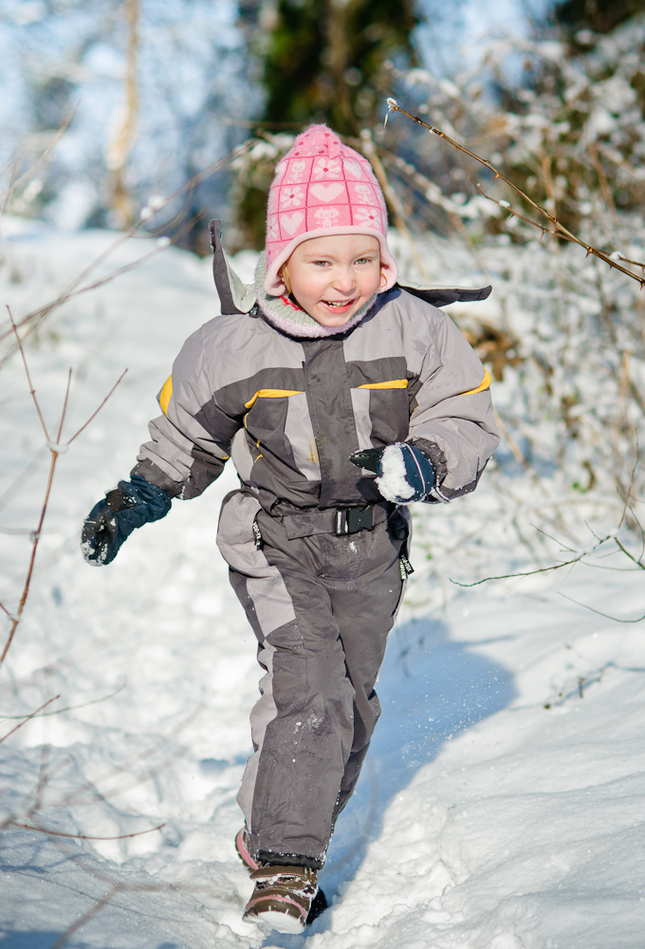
<box><xmin>132</xmin><ymin>227</ymin><xmax>500</xmax><ymax>869</ymax></box>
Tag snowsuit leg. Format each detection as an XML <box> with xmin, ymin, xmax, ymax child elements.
<box><xmin>216</xmin><ymin>490</ymin><xmax>408</xmax><ymax>869</ymax></box>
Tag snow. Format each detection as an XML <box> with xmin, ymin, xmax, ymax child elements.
<box><xmin>2</xmin><ymin>221</ymin><xmax>645</xmax><ymax>948</ymax></box>
<box><xmin>375</xmin><ymin>445</ymin><xmax>416</xmax><ymax>502</ymax></box>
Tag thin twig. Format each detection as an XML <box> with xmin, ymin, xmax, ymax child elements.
<box><xmin>385</xmin><ymin>99</ymin><xmax>645</xmax><ymax>288</ymax></box>
<box><xmin>614</xmin><ymin>537</ymin><xmax>645</xmax><ymax>570</ymax></box>
<box><xmin>0</xmin><ymin>438</ymin><xmax>58</xmax><ymax>667</ymax></box>
<box><xmin>10</xmin><ymin>820</ymin><xmax>164</xmax><ymax>841</ymax></box>
<box><xmin>0</xmin><ymin>680</ymin><xmax>126</xmax><ymax>720</ymax></box>
<box><xmin>55</xmin><ymin>369</ymin><xmax>73</xmax><ymax>445</ymax></box>
<box><xmin>0</xmin><ymin>322</ymin><xmax>125</xmax><ymax>667</ymax></box>
<box><xmin>0</xmin><ymin>142</ymin><xmax>253</xmax><ymax>359</ymax></box>
<box><xmin>0</xmin><ymin>696</ymin><xmax>59</xmax><ymax>744</ymax></box>
<box><xmin>559</xmin><ymin>592</ymin><xmax>645</xmax><ymax>623</ymax></box>
<box><xmin>451</xmin><ymin>532</ymin><xmax>615</xmax><ymax>587</ymax></box>
<box><xmin>67</xmin><ymin>369</ymin><xmax>128</xmax><ymax>445</ymax></box>
<box><xmin>0</xmin><ymin>107</ymin><xmax>77</xmax><ymax>209</ymax></box>
<box><xmin>7</xmin><ymin>306</ymin><xmax>49</xmax><ymax>439</ymax></box>
<box><xmin>617</xmin><ymin>254</ymin><xmax>645</xmax><ymax>272</ymax></box>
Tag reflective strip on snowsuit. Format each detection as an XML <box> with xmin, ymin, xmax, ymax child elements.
<box><xmin>132</xmin><ymin>247</ymin><xmax>500</xmax><ymax>868</ymax></box>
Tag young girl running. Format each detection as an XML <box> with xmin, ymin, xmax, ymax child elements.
<box><xmin>81</xmin><ymin>124</ymin><xmax>500</xmax><ymax>933</ymax></box>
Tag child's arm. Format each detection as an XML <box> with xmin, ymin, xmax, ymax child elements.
<box><xmin>81</xmin><ymin>324</ymin><xmax>238</xmax><ymax>565</ymax></box>
<box><xmin>405</xmin><ymin>311</ymin><xmax>500</xmax><ymax>501</ymax></box>
<box><xmin>352</xmin><ymin>306</ymin><xmax>500</xmax><ymax>505</ymax></box>
<box><xmin>132</xmin><ymin>325</ymin><xmax>236</xmax><ymax>501</ymax></box>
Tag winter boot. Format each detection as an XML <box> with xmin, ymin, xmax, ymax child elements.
<box><xmin>243</xmin><ymin>864</ymin><xmax>319</xmax><ymax>933</ymax></box>
<box><xmin>235</xmin><ymin>827</ymin><xmax>329</xmax><ymax>927</ymax></box>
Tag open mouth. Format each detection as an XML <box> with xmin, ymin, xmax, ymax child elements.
<box><xmin>323</xmin><ymin>299</ymin><xmax>355</xmax><ymax>310</ymax></box>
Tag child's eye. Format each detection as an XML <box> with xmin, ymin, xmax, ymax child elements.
<box><xmin>356</xmin><ymin>257</ymin><xmax>374</xmax><ymax>265</ymax></box>
<box><xmin>312</xmin><ymin>260</ymin><xmax>330</xmax><ymax>267</ymax></box>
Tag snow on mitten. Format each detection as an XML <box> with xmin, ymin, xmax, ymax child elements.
<box><xmin>81</xmin><ymin>475</ymin><xmax>172</xmax><ymax>566</ymax></box>
<box><xmin>375</xmin><ymin>443</ymin><xmax>435</xmax><ymax>503</ymax></box>
<box><xmin>350</xmin><ymin>443</ymin><xmax>447</xmax><ymax>504</ymax></box>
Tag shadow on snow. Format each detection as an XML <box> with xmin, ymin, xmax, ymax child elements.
<box><xmin>260</xmin><ymin>613</ymin><xmax>516</xmax><ymax>946</ymax></box>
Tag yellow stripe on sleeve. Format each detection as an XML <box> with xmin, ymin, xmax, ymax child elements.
<box><xmin>461</xmin><ymin>369</ymin><xmax>492</xmax><ymax>397</ymax></box>
<box><xmin>159</xmin><ymin>375</ymin><xmax>173</xmax><ymax>416</ymax></box>
<box><xmin>244</xmin><ymin>388</ymin><xmax>303</xmax><ymax>409</ymax></box>
<box><xmin>357</xmin><ymin>379</ymin><xmax>408</xmax><ymax>390</ymax></box>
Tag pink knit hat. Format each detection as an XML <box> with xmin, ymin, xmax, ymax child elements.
<box><xmin>264</xmin><ymin>124</ymin><xmax>398</xmax><ymax>296</ymax></box>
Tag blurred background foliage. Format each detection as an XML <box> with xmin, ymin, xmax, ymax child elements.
<box><xmin>2</xmin><ymin>0</ymin><xmax>645</xmax><ymax>255</ymax></box>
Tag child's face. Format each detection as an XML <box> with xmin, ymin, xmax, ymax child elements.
<box><xmin>283</xmin><ymin>234</ymin><xmax>386</xmax><ymax>328</ymax></box>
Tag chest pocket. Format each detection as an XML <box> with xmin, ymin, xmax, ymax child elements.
<box><xmin>352</xmin><ymin>379</ymin><xmax>410</xmax><ymax>447</ymax></box>
<box><xmin>244</xmin><ymin>388</ymin><xmax>302</xmax><ymax>436</ymax></box>
<box><xmin>244</xmin><ymin>389</ymin><xmax>319</xmax><ymax>477</ymax></box>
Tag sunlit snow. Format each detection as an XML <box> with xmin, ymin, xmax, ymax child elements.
<box><xmin>1</xmin><ymin>221</ymin><xmax>644</xmax><ymax>947</ymax></box>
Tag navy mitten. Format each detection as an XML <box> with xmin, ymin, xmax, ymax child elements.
<box><xmin>81</xmin><ymin>475</ymin><xmax>172</xmax><ymax>566</ymax></box>
<box><xmin>350</xmin><ymin>443</ymin><xmax>445</xmax><ymax>504</ymax></box>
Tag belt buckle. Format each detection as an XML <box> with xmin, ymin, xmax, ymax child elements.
<box><xmin>335</xmin><ymin>505</ymin><xmax>374</xmax><ymax>535</ymax></box>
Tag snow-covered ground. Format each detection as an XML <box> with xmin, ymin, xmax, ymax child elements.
<box><xmin>1</xmin><ymin>222</ymin><xmax>644</xmax><ymax>949</ymax></box>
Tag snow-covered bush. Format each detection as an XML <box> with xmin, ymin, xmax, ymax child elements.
<box><xmin>375</xmin><ymin>15</ymin><xmax>645</xmax><ymax>585</ymax></box>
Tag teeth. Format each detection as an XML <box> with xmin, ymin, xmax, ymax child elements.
<box><xmin>326</xmin><ymin>301</ymin><xmax>351</xmax><ymax>307</ymax></box>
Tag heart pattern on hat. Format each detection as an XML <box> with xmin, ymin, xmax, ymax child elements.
<box><xmin>310</xmin><ymin>182</ymin><xmax>345</xmax><ymax>201</ymax></box>
<box><xmin>280</xmin><ymin>211</ymin><xmax>305</xmax><ymax>236</ymax></box>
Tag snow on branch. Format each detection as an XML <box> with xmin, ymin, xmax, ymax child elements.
<box><xmin>385</xmin><ymin>98</ymin><xmax>645</xmax><ymax>288</ymax></box>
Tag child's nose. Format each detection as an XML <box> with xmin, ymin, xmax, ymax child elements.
<box><xmin>332</xmin><ymin>268</ymin><xmax>356</xmax><ymax>291</ymax></box>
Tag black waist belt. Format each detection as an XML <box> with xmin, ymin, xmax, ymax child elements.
<box><xmin>282</xmin><ymin>502</ymin><xmax>393</xmax><ymax>540</ymax></box>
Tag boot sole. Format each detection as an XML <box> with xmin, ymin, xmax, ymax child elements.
<box><xmin>245</xmin><ymin>906</ymin><xmax>306</xmax><ymax>934</ymax></box>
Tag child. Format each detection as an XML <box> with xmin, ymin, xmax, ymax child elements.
<box><xmin>81</xmin><ymin>124</ymin><xmax>500</xmax><ymax>933</ymax></box>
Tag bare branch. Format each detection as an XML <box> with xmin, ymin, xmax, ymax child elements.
<box><xmin>0</xmin><ymin>107</ymin><xmax>77</xmax><ymax>209</ymax></box>
<box><xmin>451</xmin><ymin>531</ymin><xmax>616</xmax><ymax>587</ymax></box>
<box><xmin>10</xmin><ymin>820</ymin><xmax>164</xmax><ymax>842</ymax></box>
<box><xmin>0</xmin><ymin>680</ymin><xmax>126</xmax><ymax>720</ymax></box>
<box><xmin>1</xmin><ymin>308</ymin><xmax>129</xmax><ymax>666</ymax></box>
<box><xmin>0</xmin><ymin>446</ymin><xmax>58</xmax><ymax>668</ymax></box>
<box><xmin>385</xmin><ymin>99</ymin><xmax>645</xmax><ymax>288</ymax></box>
<box><xmin>614</xmin><ymin>538</ymin><xmax>645</xmax><ymax>571</ymax></box>
<box><xmin>559</xmin><ymin>592</ymin><xmax>645</xmax><ymax>624</ymax></box>
<box><xmin>0</xmin><ymin>696</ymin><xmax>60</xmax><ymax>744</ymax></box>
<box><xmin>7</xmin><ymin>306</ymin><xmax>49</xmax><ymax>440</ymax></box>
<box><xmin>0</xmin><ymin>142</ymin><xmax>253</xmax><ymax>361</ymax></box>
<box><xmin>55</xmin><ymin>369</ymin><xmax>73</xmax><ymax>446</ymax></box>
<box><xmin>67</xmin><ymin>369</ymin><xmax>127</xmax><ymax>445</ymax></box>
